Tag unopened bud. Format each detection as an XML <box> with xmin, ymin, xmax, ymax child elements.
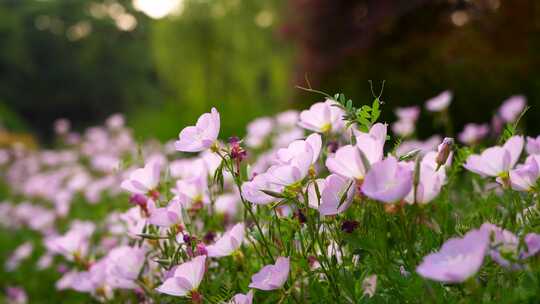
<box><xmin>436</xmin><ymin>137</ymin><xmax>454</xmax><ymax>169</ymax></box>
<box><xmin>196</xmin><ymin>243</ymin><xmax>207</xmax><ymax>256</ymax></box>
<box><xmin>129</xmin><ymin>194</ymin><xmax>147</xmax><ymax>206</ymax></box>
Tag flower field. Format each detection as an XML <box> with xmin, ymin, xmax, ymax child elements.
<box><xmin>2</xmin><ymin>91</ymin><xmax>540</xmax><ymax>303</ymax></box>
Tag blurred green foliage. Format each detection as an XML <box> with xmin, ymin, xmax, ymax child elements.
<box><xmin>0</xmin><ymin>0</ymin><xmax>292</xmax><ymax>143</ymax></box>
<box><xmin>0</xmin><ymin>0</ymin><xmax>162</xmax><ymax>141</ymax></box>
<box><xmin>131</xmin><ymin>0</ymin><xmax>292</xmax><ymax>141</ymax></box>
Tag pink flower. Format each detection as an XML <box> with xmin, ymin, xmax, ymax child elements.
<box><xmin>499</xmin><ymin>95</ymin><xmax>526</xmax><ymax>123</ymax></box>
<box><xmin>317</xmin><ymin>174</ymin><xmax>355</xmax><ymax>216</ymax></box>
<box><xmin>45</xmin><ymin>222</ymin><xmax>95</xmax><ymax>261</ymax></box>
<box><xmin>355</xmin><ymin>123</ymin><xmax>387</xmax><ymax>164</ymax></box>
<box><xmin>464</xmin><ymin>135</ymin><xmax>523</xmax><ymax>177</ymax></box>
<box><xmin>276</xmin><ymin>110</ymin><xmax>299</xmax><ymax>127</ymax></box>
<box><xmin>405</xmin><ymin>158</ymin><xmax>445</xmax><ymax>204</ymax></box>
<box><xmin>5</xmin><ymin>286</ymin><xmax>27</xmax><ymax>304</ymax></box>
<box><xmin>362</xmin><ymin>274</ymin><xmax>377</xmax><ymax>298</ymax></box>
<box><xmin>121</xmin><ymin>159</ymin><xmax>161</xmax><ymax>195</ymax></box>
<box><xmin>306</xmin><ymin>178</ymin><xmax>325</xmax><ymax>209</ymax></box>
<box><xmin>526</xmin><ymin>135</ymin><xmax>540</xmax><ymax>155</ymax></box>
<box><xmin>274</xmin><ymin>134</ymin><xmax>319</xmax><ymax>176</ymax></box>
<box><xmin>243</xmin><ymin>136</ymin><xmax>321</xmax><ymax>204</ymax></box>
<box><xmin>228</xmin><ymin>290</ymin><xmax>254</xmax><ymax>304</ymax></box>
<box><xmin>175</xmin><ymin>108</ymin><xmax>220</xmax><ymax>152</ymax></box>
<box><xmin>392</xmin><ymin>120</ymin><xmax>415</xmax><ymax>137</ymax></box>
<box><xmin>264</xmin><ymin>165</ymin><xmax>306</xmax><ymax>189</ymax></box>
<box><xmin>326</xmin><ymin>124</ymin><xmax>386</xmax><ymax>180</ymax></box>
<box><xmin>425</xmin><ymin>90</ymin><xmax>452</xmax><ymax>112</ymax></box>
<box><xmin>416</xmin><ymin>228</ymin><xmax>489</xmax><ymax>283</ymax></box>
<box><xmin>459</xmin><ymin>123</ymin><xmax>489</xmax><ymax>145</ymax></box>
<box><xmin>395</xmin><ymin>106</ymin><xmax>420</xmax><ymax>122</ymax></box>
<box><xmin>172</xmin><ymin>176</ymin><xmax>209</xmax><ymax>208</ymax></box>
<box><xmin>326</xmin><ymin>145</ymin><xmax>368</xmax><ymax>180</ymax></box>
<box><xmin>298</xmin><ymin>99</ymin><xmax>344</xmax><ymax>133</ymax></box>
<box><xmin>148</xmin><ymin>199</ymin><xmax>183</xmax><ymax>227</ymax></box>
<box><xmin>61</xmin><ymin>259</ymin><xmax>110</xmax><ymax>295</ymax></box>
<box><xmin>106</xmin><ymin>246</ymin><xmax>146</xmax><ymax>289</ymax></box>
<box><xmin>249</xmin><ymin>256</ymin><xmax>290</xmax><ymax>291</ymax></box>
<box><xmin>54</xmin><ymin>118</ymin><xmax>70</xmax><ymax>135</ymax></box>
<box><xmin>5</xmin><ymin>242</ymin><xmax>33</xmax><ymax>271</ymax></box>
<box><xmin>214</xmin><ymin>193</ymin><xmax>240</xmax><ymax>216</ymax></box>
<box><xmin>106</xmin><ymin>113</ymin><xmax>125</xmax><ymax>130</ymax></box>
<box><xmin>361</xmin><ymin>156</ymin><xmax>413</xmax><ymax>203</ymax></box>
<box><xmin>241</xmin><ymin>174</ymin><xmax>280</xmax><ymax>205</ymax></box>
<box><xmin>480</xmin><ymin>223</ymin><xmax>521</xmax><ymax>269</ymax></box>
<box><xmin>156</xmin><ymin>255</ymin><xmax>207</xmax><ymax>297</ymax></box>
<box><xmin>523</xmin><ymin>233</ymin><xmax>540</xmax><ymax>258</ymax></box>
<box><xmin>246</xmin><ymin>117</ymin><xmax>274</xmax><ymax>148</ymax></box>
<box><xmin>206</xmin><ymin>223</ymin><xmax>245</xmax><ymax>258</ymax></box>
<box><xmin>509</xmin><ymin>156</ymin><xmax>540</xmax><ymax>192</ymax></box>
<box><xmin>273</xmin><ymin>128</ymin><xmax>304</xmax><ymax>148</ymax></box>
<box><xmin>396</xmin><ymin>135</ymin><xmax>441</xmax><ymax>157</ymax></box>
<box><xmin>393</xmin><ymin>106</ymin><xmax>420</xmax><ymax>137</ymax></box>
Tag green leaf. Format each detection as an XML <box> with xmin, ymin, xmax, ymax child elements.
<box><xmin>357</xmin><ymin>116</ymin><xmax>371</xmax><ymax>126</ymax></box>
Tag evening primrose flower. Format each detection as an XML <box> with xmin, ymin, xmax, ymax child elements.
<box><xmin>523</xmin><ymin>233</ymin><xmax>540</xmax><ymax>258</ymax></box>
<box><xmin>264</xmin><ymin>165</ymin><xmax>306</xmax><ymax>192</ymax></box>
<box><xmin>175</xmin><ymin>108</ymin><xmax>220</xmax><ymax>152</ymax></box>
<box><xmin>459</xmin><ymin>123</ymin><xmax>489</xmax><ymax>145</ymax></box>
<box><xmin>392</xmin><ymin>120</ymin><xmax>415</xmax><ymax>138</ymax></box>
<box><xmin>148</xmin><ymin>199</ymin><xmax>183</xmax><ymax>228</ymax></box>
<box><xmin>361</xmin><ymin>156</ymin><xmax>413</xmax><ymax>203</ymax></box>
<box><xmin>463</xmin><ymin>135</ymin><xmax>524</xmax><ymax>180</ymax></box>
<box><xmin>172</xmin><ymin>176</ymin><xmax>210</xmax><ymax>209</ymax></box>
<box><xmin>509</xmin><ymin>157</ymin><xmax>540</xmax><ymax>192</ymax></box>
<box><xmin>425</xmin><ymin>90</ymin><xmax>452</xmax><ymax>112</ymax></box>
<box><xmin>244</xmin><ymin>140</ymin><xmax>318</xmax><ymax>204</ymax></box>
<box><xmin>318</xmin><ymin>174</ymin><xmax>355</xmax><ymax>216</ymax></box>
<box><xmin>362</xmin><ymin>274</ymin><xmax>377</xmax><ymax>298</ymax></box>
<box><xmin>392</xmin><ymin>106</ymin><xmax>420</xmax><ymax>137</ymax></box>
<box><xmin>45</xmin><ymin>221</ymin><xmax>95</xmax><ymax>262</ymax></box>
<box><xmin>396</xmin><ymin>135</ymin><xmax>441</xmax><ymax>157</ymax></box>
<box><xmin>228</xmin><ymin>290</ymin><xmax>253</xmax><ymax>304</ymax></box>
<box><xmin>106</xmin><ymin>246</ymin><xmax>146</xmax><ymax>289</ymax></box>
<box><xmin>156</xmin><ymin>255</ymin><xmax>207</xmax><ymax>297</ymax></box>
<box><xmin>241</xmin><ymin>173</ymin><xmax>280</xmax><ymax>205</ymax></box>
<box><xmin>214</xmin><ymin>193</ymin><xmax>240</xmax><ymax>216</ymax></box>
<box><xmin>326</xmin><ymin>145</ymin><xmax>368</xmax><ymax>180</ymax></box>
<box><xmin>404</xmin><ymin>159</ymin><xmax>445</xmax><ymax>204</ymax></box>
<box><xmin>355</xmin><ymin>122</ymin><xmax>387</xmax><ymax>164</ymax></box>
<box><xmin>526</xmin><ymin>135</ymin><xmax>540</xmax><ymax>155</ymax></box>
<box><xmin>395</xmin><ymin>106</ymin><xmax>420</xmax><ymax>122</ymax></box>
<box><xmin>480</xmin><ymin>223</ymin><xmax>521</xmax><ymax>270</ymax></box>
<box><xmin>245</xmin><ymin>117</ymin><xmax>274</xmax><ymax>148</ymax></box>
<box><xmin>416</xmin><ymin>228</ymin><xmax>489</xmax><ymax>283</ymax></box>
<box><xmin>249</xmin><ymin>256</ymin><xmax>290</xmax><ymax>291</ymax></box>
<box><xmin>326</xmin><ymin>125</ymin><xmax>386</xmax><ymax>181</ymax></box>
<box><xmin>5</xmin><ymin>242</ymin><xmax>33</xmax><ymax>271</ymax></box>
<box><xmin>5</xmin><ymin>286</ymin><xmax>27</xmax><ymax>304</ymax></box>
<box><xmin>499</xmin><ymin>95</ymin><xmax>526</xmax><ymax>123</ymax></box>
<box><xmin>298</xmin><ymin>99</ymin><xmax>344</xmax><ymax>133</ymax></box>
<box><xmin>120</xmin><ymin>159</ymin><xmax>161</xmax><ymax>196</ymax></box>
<box><xmin>206</xmin><ymin>223</ymin><xmax>245</xmax><ymax>258</ymax></box>
<box><xmin>274</xmin><ymin>134</ymin><xmax>318</xmax><ymax>176</ymax></box>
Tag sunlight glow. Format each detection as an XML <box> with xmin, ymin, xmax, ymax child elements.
<box><xmin>132</xmin><ymin>0</ymin><xmax>184</xmax><ymax>19</ymax></box>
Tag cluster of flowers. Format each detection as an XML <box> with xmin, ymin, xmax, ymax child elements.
<box><xmin>1</xmin><ymin>90</ymin><xmax>539</xmax><ymax>303</ymax></box>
